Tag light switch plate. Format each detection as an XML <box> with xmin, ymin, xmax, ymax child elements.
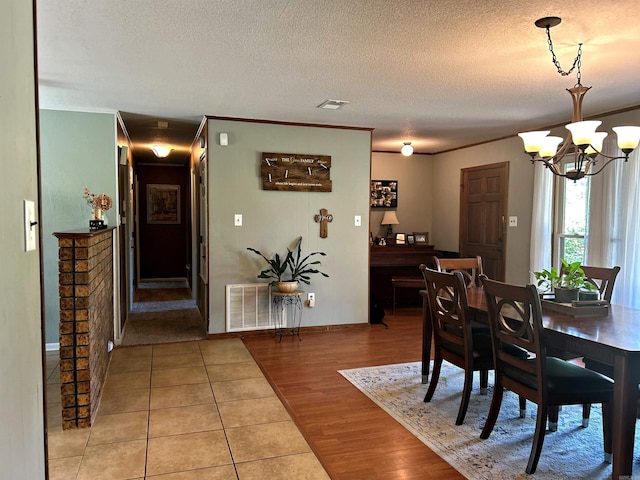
<box><xmin>354</xmin><ymin>215</ymin><xmax>361</xmax><ymax>226</ymax></box>
<box><xmin>234</xmin><ymin>214</ymin><xmax>242</xmax><ymax>226</ymax></box>
<box><xmin>509</xmin><ymin>216</ymin><xmax>518</xmax><ymax>227</ymax></box>
<box><xmin>24</xmin><ymin>199</ymin><xmax>37</xmax><ymax>252</ymax></box>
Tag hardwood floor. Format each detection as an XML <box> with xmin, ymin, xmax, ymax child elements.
<box><xmin>243</xmin><ymin>307</ymin><xmax>464</xmax><ymax>480</ymax></box>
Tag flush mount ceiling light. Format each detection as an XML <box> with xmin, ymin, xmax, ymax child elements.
<box><xmin>401</xmin><ymin>142</ymin><xmax>414</xmax><ymax>156</ymax></box>
<box><xmin>317</xmin><ymin>99</ymin><xmax>350</xmax><ymax>110</ymax></box>
<box><xmin>151</xmin><ymin>144</ymin><xmax>173</xmax><ymax>158</ymax></box>
<box><xmin>518</xmin><ymin>16</ymin><xmax>640</xmax><ymax>181</ymax></box>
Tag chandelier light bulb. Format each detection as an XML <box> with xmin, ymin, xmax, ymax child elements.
<box><xmin>585</xmin><ymin>132</ymin><xmax>608</xmax><ymax>156</ymax></box>
<box><xmin>401</xmin><ymin>142</ymin><xmax>413</xmax><ymax>156</ymax></box>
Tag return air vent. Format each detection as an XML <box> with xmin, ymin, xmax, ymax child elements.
<box><xmin>226</xmin><ymin>283</ymin><xmax>272</xmax><ymax>332</ymax></box>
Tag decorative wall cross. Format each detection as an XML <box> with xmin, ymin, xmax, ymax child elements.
<box><xmin>314</xmin><ymin>208</ymin><xmax>333</xmax><ymax>238</ymax></box>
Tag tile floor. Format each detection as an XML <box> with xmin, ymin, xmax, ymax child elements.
<box><xmin>46</xmin><ymin>339</ymin><xmax>330</xmax><ymax>480</ymax></box>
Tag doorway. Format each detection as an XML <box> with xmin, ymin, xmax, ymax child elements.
<box><xmin>135</xmin><ymin>164</ymin><xmax>191</xmax><ymax>281</ymax></box>
<box><xmin>459</xmin><ymin>162</ymin><xmax>509</xmax><ymax>281</ymax></box>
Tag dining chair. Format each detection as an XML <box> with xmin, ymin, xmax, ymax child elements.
<box><xmin>420</xmin><ymin>266</ymin><xmax>526</xmax><ymax>425</ymax></box>
<box><xmin>580</xmin><ymin>265</ymin><xmax>621</xmax><ymax>303</ymax></box>
<box><xmin>579</xmin><ymin>265</ymin><xmax>621</xmax><ymax>423</ymax></box>
<box><xmin>434</xmin><ymin>256</ymin><xmax>483</xmax><ymax>287</ymax></box>
<box><xmin>479</xmin><ymin>275</ymin><xmax>614</xmax><ymax>474</ymax></box>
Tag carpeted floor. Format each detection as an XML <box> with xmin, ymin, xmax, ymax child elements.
<box><xmin>121</xmin><ymin>283</ymin><xmax>207</xmax><ymax>346</ymax></box>
<box><xmin>339</xmin><ymin>361</ymin><xmax>631</xmax><ymax>480</ymax></box>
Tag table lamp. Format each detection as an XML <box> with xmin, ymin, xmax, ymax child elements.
<box><xmin>381</xmin><ymin>211</ymin><xmax>399</xmax><ymax>243</ymax></box>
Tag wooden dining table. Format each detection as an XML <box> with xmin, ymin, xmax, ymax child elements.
<box><xmin>420</xmin><ymin>287</ymin><xmax>640</xmax><ymax>480</ymax></box>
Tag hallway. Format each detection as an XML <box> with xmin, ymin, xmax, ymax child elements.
<box><xmin>121</xmin><ymin>281</ymin><xmax>207</xmax><ymax>346</ymax></box>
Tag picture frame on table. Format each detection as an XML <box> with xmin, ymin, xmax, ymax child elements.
<box><xmin>413</xmin><ymin>232</ymin><xmax>429</xmax><ymax>245</ymax></box>
<box><xmin>407</xmin><ymin>234</ymin><xmax>415</xmax><ymax>245</ymax></box>
<box><xmin>395</xmin><ymin>233</ymin><xmax>406</xmax><ymax>245</ymax></box>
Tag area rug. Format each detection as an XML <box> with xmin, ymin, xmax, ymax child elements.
<box><xmin>338</xmin><ymin>361</ymin><xmax>634</xmax><ymax>480</ymax></box>
<box><xmin>121</xmin><ymin>308</ymin><xmax>207</xmax><ymax>345</ymax></box>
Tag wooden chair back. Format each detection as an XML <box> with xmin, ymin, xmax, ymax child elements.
<box><xmin>422</xmin><ymin>267</ymin><xmax>473</xmax><ymax>360</ymax></box>
<box><xmin>580</xmin><ymin>265</ymin><xmax>621</xmax><ymax>303</ymax></box>
<box><xmin>434</xmin><ymin>256</ymin><xmax>483</xmax><ymax>287</ymax></box>
<box><xmin>480</xmin><ymin>276</ymin><xmax>543</xmax><ymax>396</ymax></box>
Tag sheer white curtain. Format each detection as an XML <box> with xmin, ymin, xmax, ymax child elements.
<box><xmin>587</xmin><ymin>139</ymin><xmax>640</xmax><ymax>307</ymax></box>
<box><xmin>530</xmin><ymin>161</ymin><xmax>553</xmax><ymax>283</ymax></box>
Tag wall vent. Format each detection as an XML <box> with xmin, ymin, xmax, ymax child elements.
<box><xmin>225</xmin><ymin>283</ymin><xmax>272</xmax><ymax>332</ymax></box>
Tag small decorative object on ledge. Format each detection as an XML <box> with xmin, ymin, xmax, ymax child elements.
<box><xmin>261</xmin><ymin>153</ymin><xmax>331</xmax><ymax>192</ymax></box>
<box><xmin>83</xmin><ymin>187</ymin><xmax>112</xmax><ymax>230</ymax></box>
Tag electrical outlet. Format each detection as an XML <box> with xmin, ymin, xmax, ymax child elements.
<box><xmin>308</xmin><ymin>293</ymin><xmax>315</xmax><ymax>302</ymax></box>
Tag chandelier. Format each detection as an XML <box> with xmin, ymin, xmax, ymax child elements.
<box><xmin>518</xmin><ymin>17</ymin><xmax>640</xmax><ymax>181</ymax></box>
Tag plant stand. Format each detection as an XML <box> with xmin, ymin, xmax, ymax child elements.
<box><xmin>271</xmin><ymin>290</ymin><xmax>304</xmax><ymax>342</ymax></box>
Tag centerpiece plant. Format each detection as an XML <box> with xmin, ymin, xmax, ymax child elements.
<box><xmin>534</xmin><ymin>259</ymin><xmax>596</xmax><ymax>303</ymax></box>
<box><xmin>247</xmin><ymin>236</ymin><xmax>329</xmax><ymax>292</ymax></box>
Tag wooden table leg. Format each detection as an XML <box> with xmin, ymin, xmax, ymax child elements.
<box><xmin>421</xmin><ymin>290</ymin><xmax>432</xmax><ymax>384</ymax></box>
<box><xmin>612</xmin><ymin>354</ymin><xmax>640</xmax><ymax>479</ymax></box>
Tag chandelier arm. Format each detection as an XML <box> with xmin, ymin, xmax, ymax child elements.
<box><xmin>584</xmin><ymin>157</ymin><xmax>621</xmax><ymax>176</ymax></box>
<box><xmin>583</xmin><ymin>149</ymin><xmax>629</xmax><ymax>162</ymax></box>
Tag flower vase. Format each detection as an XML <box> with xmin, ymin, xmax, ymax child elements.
<box><xmin>93</xmin><ymin>208</ymin><xmax>102</xmax><ymax>220</ymax></box>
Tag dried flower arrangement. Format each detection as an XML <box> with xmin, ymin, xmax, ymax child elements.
<box><xmin>83</xmin><ymin>187</ymin><xmax>113</xmax><ymax>211</ymax></box>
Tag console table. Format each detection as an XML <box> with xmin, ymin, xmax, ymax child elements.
<box><xmin>370</xmin><ymin>246</ymin><xmax>438</xmax><ymax>307</ymax></box>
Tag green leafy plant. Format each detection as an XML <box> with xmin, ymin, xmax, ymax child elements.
<box><xmin>247</xmin><ymin>236</ymin><xmax>329</xmax><ymax>286</ymax></box>
<box><xmin>286</xmin><ymin>236</ymin><xmax>329</xmax><ymax>285</ymax></box>
<box><xmin>245</xmin><ymin>248</ymin><xmax>293</xmax><ymax>286</ymax></box>
<box><xmin>534</xmin><ymin>259</ymin><xmax>597</xmax><ymax>292</ymax></box>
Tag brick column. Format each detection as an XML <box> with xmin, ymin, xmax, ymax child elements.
<box><xmin>54</xmin><ymin>228</ymin><xmax>115</xmax><ymax>429</ymax></box>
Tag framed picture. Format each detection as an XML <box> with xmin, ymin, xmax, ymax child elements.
<box><xmin>407</xmin><ymin>234</ymin><xmax>415</xmax><ymax>245</ymax></box>
<box><xmin>413</xmin><ymin>232</ymin><xmax>429</xmax><ymax>245</ymax></box>
<box><xmin>147</xmin><ymin>184</ymin><xmax>181</xmax><ymax>224</ymax></box>
<box><xmin>395</xmin><ymin>233</ymin><xmax>406</xmax><ymax>245</ymax></box>
<box><xmin>370</xmin><ymin>180</ymin><xmax>398</xmax><ymax>208</ymax></box>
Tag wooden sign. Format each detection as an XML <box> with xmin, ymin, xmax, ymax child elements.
<box><xmin>261</xmin><ymin>153</ymin><xmax>332</xmax><ymax>192</ymax></box>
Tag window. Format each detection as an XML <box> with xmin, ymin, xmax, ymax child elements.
<box><xmin>553</xmin><ymin>164</ymin><xmax>590</xmax><ymax>266</ymax></box>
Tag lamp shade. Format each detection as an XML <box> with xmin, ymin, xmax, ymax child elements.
<box><xmin>566</xmin><ymin>121</ymin><xmax>601</xmax><ymax>147</ymax></box>
<box><xmin>613</xmin><ymin>126</ymin><xmax>640</xmax><ymax>151</ymax></box>
<box><xmin>381</xmin><ymin>211</ymin><xmax>399</xmax><ymax>225</ymax></box>
<box><xmin>518</xmin><ymin>131</ymin><xmax>550</xmax><ymax>154</ymax></box>
<box><xmin>401</xmin><ymin>142</ymin><xmax>413</xmax><ymax>156</ymax></box>
<box><xmin>151</xmin><ymin>144</ymin><xmax>173</xmax><ymax>158</ymax></box>
<box><xmin>539</xmin><ymin>136</ymin><xmax>563</xmax><ymax>158</ymax></box>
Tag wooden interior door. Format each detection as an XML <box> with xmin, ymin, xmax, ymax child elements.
<box><xmin>459</xmin><ymin>162</ymin><xmax>508</xmax><ymax>281</ymax></box>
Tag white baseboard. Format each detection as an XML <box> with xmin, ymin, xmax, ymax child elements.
<box><xmin>46</xmin><ymin>343</ymin><xmax>60</xmax><ymax>352</ymax></box>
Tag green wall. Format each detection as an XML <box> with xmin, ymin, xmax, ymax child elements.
<box><xmin>40</xmin><ymin>109</ymin><xmax>118</xmax><ymax>344</ymax></box>
<box><xmin>0</xmin><ymin>0</ymin><xmax>45</xmax><ymax>476</ymax></box>
<box><xmin>206</xmin><ymin>120</ymin><xmax>371</xmax><ymax>333</ymax></box>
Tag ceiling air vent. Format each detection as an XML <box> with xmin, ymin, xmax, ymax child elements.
<box><xmin>317</xmin><ymin>99</ymin><xmax>349</xmax><ymax>110</ymax></box>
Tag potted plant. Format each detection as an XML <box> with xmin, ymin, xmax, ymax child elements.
<box><xmin>534</xmin><ymin>259</ymin><xmax>597</xmax><ymax>303</ymax></box>
<box><xmin>247</xmin><ymin>236</ymin><xmax>329</xmax><ymax>293</ymax></box>
<box><xmin>287</xmin><ymin>236</ymin><xmax>329</xmax><ymax>287</ymax></box>
<box><xmin>246</xmin><ymin>247</ymin><xmax>293</xmax><ymax>291</ymax></box>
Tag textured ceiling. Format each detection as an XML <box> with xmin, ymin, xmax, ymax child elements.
<box><xmin>36</xmin><ymin>0</ymin><xmax>640</xmax><ymax>164</ymax></box>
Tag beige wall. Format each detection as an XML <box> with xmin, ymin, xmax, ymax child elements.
<box><xmin>370</xmin><ymin>152</ymin><xmax>434</xmax><ymax>242</ymax></box>
<box><xmin>431</xmin><ymin>136</ymin><xmax>533</xmax><ymax>284</ymax></box>
<box><xmin>0</xmin><ymin>0</ymin><xmax>46</xmax><ymax>477</ymax></box>
<box><xmin>206</xmin><ymin>120</ymin><xmax>372</xmax><ymax>333</ymax></box>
